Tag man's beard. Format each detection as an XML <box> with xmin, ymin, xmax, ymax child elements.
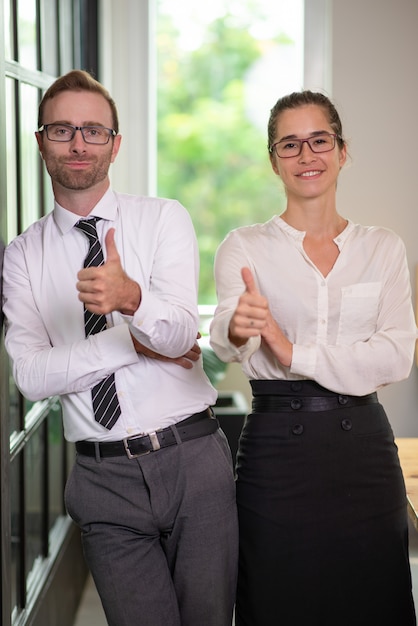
<box><xmin>44</xmin><ymin>153</ymin><xmax>113</xmax><ymax>191</ymax></box>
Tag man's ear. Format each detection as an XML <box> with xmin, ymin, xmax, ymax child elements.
<box><xmin>110</xmin><ymin>134</ymin><xmax>122</xmax><ymax>164</ymax></box>
<box><xmin>35</xmin><ymin>131</ymin><xmax>44</xmax><ymax>158</ymax></box>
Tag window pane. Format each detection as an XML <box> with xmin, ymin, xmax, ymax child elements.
<box><xmin>48</xmin><ymin>402</ymin><xmax>65</xmax><ymax>531</ymax></box>
<box><xmin>20</xmin><ymin>83</ymin><xmax>41</xmax><ymax>231</ymax></box>
<box><xmin>25</xmin><ymin>428</ymin><xmax>46</xmax><ymax>583</ymax></box>
<box><xmin>39</xmin><ymin>0</ymin><xmax>58</xmax><ymax>75</ymax></box>
<box><xmin>4</xmin><ymin>0</ymin><xmax>15</xmax><ymax>60</ymax></box>
<box><xmin>10</xmin><ymin>456</ymin><xmax>23</xmax><ymax>612</ymax></box>
<box><xmin>6</xmin><ymin>76</ymin><xmax>18</xmax><ymax>242</ymax></box>
<box><xmin>157</xmin><ymin>0</ymin><xmax>304</xmax><ymax>303</ymax></box>
<box><xmin>9</xmin><ymin>370</ymin><xmax>21</xmax><ymax>437</ymax></box>
<box><xmin>18</xmin><ymin>0</ymin><xmax>38</xmax><ymax>70</ymax></box>
<box><xmin>58</xmin><ymin>0</ymin><xmax>74</xmax><ymax>73</ymax></box>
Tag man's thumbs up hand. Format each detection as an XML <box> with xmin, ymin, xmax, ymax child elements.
<box><xmin>77</xmin><ymin>228</ymin><xmax>141</xmax><ymax>315</ymax></box>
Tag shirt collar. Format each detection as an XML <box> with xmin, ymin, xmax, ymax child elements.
<box><xmin>274</xmin><ymin>215</ymin><xmax>355</xmax><ymax>250</ymax></box>
<box><xmin>53</xmin><ymin>188</ymin><xmax>118</xmax><ymax>235</ymax></box>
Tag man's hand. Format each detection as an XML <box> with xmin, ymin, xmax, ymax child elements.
<box><xmin>131</xmin><ymin>333</ymin><xmax>202</xmax><ymax>369</ymax></box>
<box><xmin>77</xmin><ymin>228</ymin><xmax>141</xmax><ymax>316</ymax></box>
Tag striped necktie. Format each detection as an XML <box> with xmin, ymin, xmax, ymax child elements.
<box><xmin>75</xmin><ymin>217</ymin><xmax>121</xmax><ymax>429</ymax></box>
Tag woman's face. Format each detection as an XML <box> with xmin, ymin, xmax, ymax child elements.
<box><xmin>270</xmin><ymin>104</ymin><xmax>346</xmax><ymax>202</ymax></box>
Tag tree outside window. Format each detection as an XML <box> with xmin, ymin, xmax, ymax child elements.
<box><xmin>157</xmin><ymin>0</ymin><xmax>304</xmax><ymax>303</ymax></box>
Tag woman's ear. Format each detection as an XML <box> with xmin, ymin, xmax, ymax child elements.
<box><xmin>270</xmin><ymin>154</ymin><xmax>281</xmax><ymax>177</ymax></box>
<box><xmin>338</xmin><ymin>143</ymin><xmax>347</xmax><ymax>169</ymax></box>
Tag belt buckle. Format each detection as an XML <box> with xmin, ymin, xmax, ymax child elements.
<box><xmin>123</xmin><ymin>432</ymin><xmax>161</xmax><ymax>459</ymax></box>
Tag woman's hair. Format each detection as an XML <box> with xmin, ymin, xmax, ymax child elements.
<box><xmin>38</xmin><ymin>69</ymin><xmax>119</xmax><ymax>133</ymax></box>
<box><xmin>267</xmin><ymin>90</ymin><xmax>345</xmax><ymax>153</ymax></box>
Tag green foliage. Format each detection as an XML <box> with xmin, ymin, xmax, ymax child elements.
<box><xmin>201</xmin><ymin>342</ymin><xmax>228</xmax><ymax>387</ymax></box>
<box><xmin>157</xmin><ymin>12</ymin><xmax>287</xmax><ymax>303</ymax></box>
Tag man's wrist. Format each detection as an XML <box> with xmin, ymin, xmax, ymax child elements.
<box><xmin>119</xmin><ymin>280</ymin><xmax>141</xmax><ymax>315</ymax></box>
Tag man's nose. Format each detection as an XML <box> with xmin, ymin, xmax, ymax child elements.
<box><xmin>70</xmin><ymin>128</ymin><xmax>86</xmax><ymax>148</ymax></box>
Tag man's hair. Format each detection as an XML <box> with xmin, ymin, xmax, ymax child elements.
<box><xmin>38</xmin><ymin>69</ymin><xmax>119</xmax><ymax>133</ymax></box>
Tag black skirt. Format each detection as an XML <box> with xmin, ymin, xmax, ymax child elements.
<box><xmin>235</xmin><ymin>380</ymin><xmax>416</xmax><ymax>626</ymax></box>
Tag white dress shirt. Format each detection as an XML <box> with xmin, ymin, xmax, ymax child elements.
<box><xmin>3</xmin><ymin>188</ymin><xmax>216</xmax><ymax>441</ymax></box>
<box><xmin>210</xmin><ymin>216</ymin><xmax>417</xmax><ymax>396</ymax></box>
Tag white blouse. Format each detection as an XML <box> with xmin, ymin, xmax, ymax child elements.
<box><xmin>210</xmin><ymin>217</ymin><xmax>417</xmax><ymax>396</ymax></box>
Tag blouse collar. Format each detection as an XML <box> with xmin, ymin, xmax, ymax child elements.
<box><xmin>274</xmin><ymin>215</ymin><xmax>355</xmax><ymax>251</ymax></box>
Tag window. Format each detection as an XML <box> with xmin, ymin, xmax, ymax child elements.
<box><xmin>157</xmin><ymin>0</ymin><xmax>304</xmax><ymax>303</ymax></box>
<box><xmin>1</xmin><ymin>2</ymin><xmax>100</xmax><ymax>623</ymax></box>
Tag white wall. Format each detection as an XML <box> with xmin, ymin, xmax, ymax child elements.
<box><xmin>99</xmin><ymin>0</ymin><xmax>156</xmax><ymax>195</ymax></box>
<box><xmin>101</xmin><ymin>0</ymin><xmax>418</xmax><ymax>436</ymax></box>
<box><xmin>222</xmin><ymin>0</ymin><xmax>418</xmax><ymax>436</ymax></box>
<box><xmin>329</xmin><ymin>0</ymin><xmax>418</xmax><ymax>435</ymax></box>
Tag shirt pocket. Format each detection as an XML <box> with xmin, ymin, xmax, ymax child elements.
<box><xmin>337</xmin><ymin>282</ymin><xmax>381</xmax><ymax>344</ymax></box>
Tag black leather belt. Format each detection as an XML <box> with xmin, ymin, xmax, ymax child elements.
<box><xmin>252</xmin><ymin>393</ymin><xmax>378</xmax><ymax>413</ymax></box>
<box><xmin>75</xmin><ymin>408</ymin><xmax>218</xmax><ymax>459</ymax></box>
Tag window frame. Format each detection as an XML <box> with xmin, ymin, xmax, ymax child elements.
<box><xmin>0</xmin><ymin>1</ymin><xmax>100</xmax><ymax>624</ymax></box>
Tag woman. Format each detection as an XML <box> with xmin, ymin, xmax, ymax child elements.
<box><xmin>210</xmin><ymin>90</ymin><xmax>417</xmax><ymax>626</ymax></box>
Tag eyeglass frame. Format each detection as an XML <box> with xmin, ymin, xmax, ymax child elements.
<box><xmin>268</xmin><ymin>132</ymin><xmax>342</xmax><ymax>159</ymax></box>
<box><xmin>38</xmin><ymin>123</ymin><xmax>117</xmax><ymax>144</ymax></box>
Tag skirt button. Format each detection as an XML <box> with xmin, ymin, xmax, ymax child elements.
<box><xmin>292</xmin><ymin>424</ymin><xmax>304</xmax><ymax>436</ymax></box>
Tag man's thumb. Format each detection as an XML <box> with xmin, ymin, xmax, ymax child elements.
<box><xmin>104</xmin><ymin>228</ymin><xmax>120</xmax><ymax>262</ymax></box>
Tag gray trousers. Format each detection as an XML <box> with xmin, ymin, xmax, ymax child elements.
<box><xmin>65</xmin><ymin>429</ymin><xmax>238</xmax><ymax>626</ymax></box>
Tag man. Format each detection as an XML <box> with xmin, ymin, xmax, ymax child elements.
<box><xmin>2</xmin><ymin>70</ymin><xmax>238</xmax><ymax>626</ymax></box>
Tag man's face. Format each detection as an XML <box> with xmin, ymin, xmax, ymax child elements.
<box><xmin>36</xmin><ymin>90</ymin><xmax>121</xmax><ymax>193</ymax></box>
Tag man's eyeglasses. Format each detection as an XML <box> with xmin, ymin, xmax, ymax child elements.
<box><xmin>269</xmin><ymin>133</ymin><xmax>341</xmax><ymax>158</ymax></box>
<box><xmin>38</xmin><ymin>124</ymin><xmax>117</xmax><ymax>145</ymax></box>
